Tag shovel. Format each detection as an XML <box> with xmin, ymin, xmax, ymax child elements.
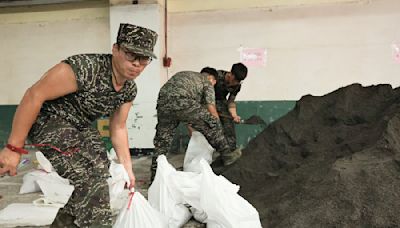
<box><xmin>219</xmin><ymin>113</ymin><xmax>267</xmax><ymax>127</ymax></box>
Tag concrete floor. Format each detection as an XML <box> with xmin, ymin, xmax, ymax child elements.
<box><xmin>0</xmin><ymin>151</ymin><xmax>204</xmax><ymax>227</ymax></box>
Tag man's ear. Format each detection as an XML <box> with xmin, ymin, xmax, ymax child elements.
<box><xmin>112</xmin><ymin>43</ymin><xmax>119</xmax><ymax>54</ymax></box>
<box><xmin>207</xmin><ymin>75</ymin><xmax>216</xmax><ymax>85</ymax></box>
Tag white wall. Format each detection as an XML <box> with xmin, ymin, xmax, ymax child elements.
<box><xmin>0</xmin><ymin>4</ymin><xmax>110</xmax><ymax>104</ymax></box>
<box><xmin>168</xmin><ymin>0</ymin><xmax>400</xmax><ymax>100</ymax></box>
<box><xmin>167</xmin><ymin>0</ymin><xmax>363</xmax><ymax>12</ymax></box>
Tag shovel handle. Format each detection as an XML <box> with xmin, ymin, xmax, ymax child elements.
<box><xmin>218</xmin><ymin>113</ymin><xmax>233</xmax><ymax>119</ymax></box>
<box><xmin>218</xmin><ymin>113</ymin><xmax>243</xmax><ymax>123</ymax></box>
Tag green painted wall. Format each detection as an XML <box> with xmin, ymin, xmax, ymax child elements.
<box><xmin>0</xmin><ymin>105</ymin><xmax>17</xmax><ymax>146</ymax></box>
<box><xmin>235</xmin><ymin>100</ymin><xmax>295</xmax><ymax>147</ymax></box>
<box><xmin>170</xmin><ymin>101</ymin><xmax>296</xmax><ymax>153</ymax></box>
<box><xmin>0</xmin><ymin>101</ymin><xmax>295</xmax><ymax>149</ymax></box>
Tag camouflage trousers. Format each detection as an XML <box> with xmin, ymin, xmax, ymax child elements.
<box><xmin>151</xmin><ymin>97</ymin><xmax>231</xmax><ymax>180</ymax></box>
<box><xmin>216</xmin><ymin>101</ymin><xmax>237</xmax><ymax>152</ymax></box>
<box><xmin>29</xmin><ymin>115</ymin><xmax>112</xmax><ymax>228</ymax></box>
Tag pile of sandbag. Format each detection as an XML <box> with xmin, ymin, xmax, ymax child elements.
<box><xmin>114</xmin><ymin>153</ymin><xmax>262</xmax><ymax>228</ymax></box>
<box><xmin>0</xmin><ymin>149</ymin><xmax>131</xmax><ymax>227</ymax></box>
<box><xmin>0</xmin><ymin>152</ymin><xmax>74</xmax><ymax>227</ymax></box>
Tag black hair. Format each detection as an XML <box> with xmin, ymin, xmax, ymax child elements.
<box><xmin>231</xmin><ymin>63</ymin><xmax>248</xmax><ymax>81</ymax></box>
<box><xmin>200</xmin><ymin>67</ymin><xmax>218</xmax><ymax>79</ymax></box>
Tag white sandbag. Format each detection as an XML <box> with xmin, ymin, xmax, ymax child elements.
<box><xmin>169</xmin><ymin>171</ymin><xmax>204</xmax><ymax>220</ymax></box>
<box><xmin>148</xmin><ymin>155</ymin><xmax>192</xmax><ymax>228</ymax></box>
<box><xmin>113</xmin><ymin>190</ymin><xmax>168</xmax><ymax>228</ymax></box>
<box><xmin>33</xmin><ymin>198</ymin><xmax>64</xmax><ymax>208</ymax></box>
<box><xmin>169</xmin><ymin>171</ymin><xmax>201</xmax><ymax>204</ymax></box>
<box><xmin>36</xmin><ymin>151</ymin><xmax>54</xmax><ymax>173</ymax></box>
<box><xmin>107</xmin><ymin>160</ymin><xmax>130</xmax><ymax>214</ymax></box>
<box><xmin>184</xmin><ymin>131</ymin><xmax>214</xmax><ymax>173</ymax></box>
<box><xmin>108</xmin><ymin>148</ymin><xmax>118</xmax><ymax>161</ymax></box>
<box><xmin>19</xmin><ymin>170</ymin><xmax>49</xmax><ymax>194</ymax></box>
<box><xmin>207</xmin><ymin>221</ymin><xmax>223</xmax><ymax>228</ymax></box>
<box><xmin>214</xmin><ymin>175</ymin><xmax>240</xmax><ymax>194</ymax></box>
<box><xmin>190</xmin><ymin>207</ymin><xmax>207</xmax><ymax>223</ymax></box>
<box><xmin>180</xmin><ymin>163</ymin><xmax>238</xmax><ymax>224</ymax></box>
<box><xmin>36</xmin><ymin>179</ymin><xmax>74</xmax><ymax>206</ymax></box>
<box><xmin>0</xmin><ymin>203</ymin><xmax>59</xmax><ymax>227</ymax></box>
<box><xmin>19</xmin><ymin>170</ymin><xmax>69</xmax><ymax>194</ymax></box>
<box><xmin>199</xmin><ymin>160</ymin><xmax>262</xmax><ymax>228</ymax></box>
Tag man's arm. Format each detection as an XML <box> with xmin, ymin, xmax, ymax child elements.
<box><xmin>109</xmin><ymin>101</ymin><xmax>135</xmax><ymax>189</ymax></box>
<box><xmin>227</xmin><ymin>95</ymin><xmax>241</xmax><ymax>123</ymax></box>
<box><xmin>0</xmin><ymin>63</ymin><xmax>78</xmax><ymax>176</ymax></box>
<box><xmin>203</xmin><ymin>78</ymin><xmax>219</xmax><ymax>119</ymax></box>
<box><xmin>207</xmin><ymin>103</ymin><xmax>219</xmax><ymax>119</ymax></box>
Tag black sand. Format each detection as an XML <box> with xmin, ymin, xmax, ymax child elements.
<box><xmin>222</xmin><ymin>83</ymin><xmax>400</xmax><ymax>227</ymax></box>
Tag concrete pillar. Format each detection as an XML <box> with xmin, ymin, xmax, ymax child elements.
<box><xmin>110</xmin><ymin>3</ymin><xmax>166</xmax><ymax>148</ymax></box>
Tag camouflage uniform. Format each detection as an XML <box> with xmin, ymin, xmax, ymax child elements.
<box><xmin>28</xmin><ymin>54</ymin><xmax>137</xmax><ymax>228</ymax></box>
<box><xmin>151</xmin><ymin>71</ymin><xmax>232</xmax><ymax>179</ymax></box>
<box><xmin>215</xmin><ymin>70</ymin><xmax>242</xmax><ymax>151</ymax></box>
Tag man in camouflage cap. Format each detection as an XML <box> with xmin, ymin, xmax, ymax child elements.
<box><xmin>151</xmin><ymin>68</ymin><xmax>242</xmax><ymax>181</ymax></box>
<box><xmin>0</xmin><ymin>23</ymin><xmax>157</xmax><ymax>227</ymax></box>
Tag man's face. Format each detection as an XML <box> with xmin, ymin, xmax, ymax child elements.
<box><xmin>225</xmin><ymin>72</ymin><xmax>241</xmax><ymax>87</ymax></box>
<box><xmin>112</xmin><ymin>44</ymin><xmax>151</xmax><ymax>80</ymax></box>
<box><xmin>207</xmin><ymin>75</ymin><xmax>217</xmax><ymax>86</ymax></box>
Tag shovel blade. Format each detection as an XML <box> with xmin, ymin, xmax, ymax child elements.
<box><xmin>242</xmin><ymin>115</ymin><xmax>267</xmax><ymax>126</ymax></box>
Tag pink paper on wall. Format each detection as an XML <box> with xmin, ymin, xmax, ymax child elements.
<box><xmin>240</xmin><ymin>48</ymin><xmax>267</xmax><ymax>67</ymax></box>
<box><xmin>393</xmin><ymin>43</ymin><xmax>400</xmax><ymax>64</ymax></box>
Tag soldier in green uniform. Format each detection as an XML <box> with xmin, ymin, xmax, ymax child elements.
<box><xmin>0</xmin><ymin>23</ymin><xmax>157</xmax><ymax>227</ymax></box>
<box><xmin>151</xmin><ymin>68</ymin><xmax>242</xmax><ymax>181</ymax></box>
<box><xmin>214</xmin><ymin>63</ymin><xmax>248</xmax><ymax>153</ymax></box>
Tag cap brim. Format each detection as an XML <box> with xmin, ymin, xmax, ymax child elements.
<box><xmin>123</xmin><ymin>45</ymin><xmax>157</xmax><ymax>59</ymax></box>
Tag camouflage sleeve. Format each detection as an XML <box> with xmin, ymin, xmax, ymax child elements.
<box><xmin>124</xmin><ymin>81</ymin><xmax>138</xmax><ymax>103</ymax></box>
<box><xmin>231</xmin><ymin>84</ymin><xmax>241</xmax><ymax>97</ymax></box>
<box><xmin>227</xmin><ymin>84</ymin><xmax>241</xmax><ymax>103</ymax></box>
<box><xmin>62</xmin><ymin>54</ymin><xmax>96</xmax><ymax>91</ymax></box>
<box><xmin>203</xmin><ymin>78</ymin><xmax>216</xmax><ymax>105</ymax></box>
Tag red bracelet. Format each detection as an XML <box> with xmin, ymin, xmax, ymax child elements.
<box><xmin>6</xmin><ymin>144</ymin><xmax>29</xmax><ymax>154</ymax></box>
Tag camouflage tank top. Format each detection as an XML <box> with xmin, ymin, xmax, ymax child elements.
<box><xmin>158</xmin><ymin>71</ymin><xmax>215</xmax><ymax>105</ymax></box>
<box><xmin>39</xmin><ymin>54</ymin><xmax>137</xmax><ymax>129</ymax></box>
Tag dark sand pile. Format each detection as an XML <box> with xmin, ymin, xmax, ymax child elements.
<box><xmin>223</xmin><ymin>84</ymin><xmax>400</xmax><ymax>227</ymax></box>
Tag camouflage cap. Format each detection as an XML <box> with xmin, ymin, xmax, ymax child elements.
<box><xmin>117</xmin><ymin>23</ymin><xmax>158</xmax><ymax>59</ymax></box>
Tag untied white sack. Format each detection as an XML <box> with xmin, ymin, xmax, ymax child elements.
<box><xmin>199</xmin><ymin>159</ymin><xmax>262</xmax><ymax>228</ymax></box>
<box><xmin>113</xmin><ymin>190</ymin><xmax>168</xmax><ymax>228</ymax></box>
<box><xmin>35</xmin><ymin>151</ymin><xmax>54</xmax><ymax>172</ymax></box>
<box><xmin>19</xmin><ymin>152</ymin><xmax>69</xmax><ymax>194</ymax></box>
<box><xmin>148</xmin><ymin>155</ymin><xmax>192</xmax><ymax>228</ymax></box>
<box><xmin>183</xmin><ymin>131</ymin><xmax>214</xmax><ymax>173</ymax></box>
<box><xmin>19</xmin><ymin>170</ymin><xmax>69</xmax><ymax>194</ymax></box>
<box><xmin>35</xmin><ymin>179</ymin><xmax>74</xmax><ymax>207</ymax></box>
<box><xmin>107</xmin><ymin>160</ymin><xmax>130</xmax><ymax>214</ymax></box>
<box><xmin>0</xmin><ymin>203</ymin><xmax>59</xmax><ymax>227</ymax></box>
<box><xmin>168</xmin><ymin>171</ymin><xmax>206</xmax><ymax>223</ymax></box>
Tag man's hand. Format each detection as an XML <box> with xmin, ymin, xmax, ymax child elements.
<box><xmin>127</xmin><ymin>170</ymin><xmax>136</xmax><ymax>190</ymax></box>
<box><xmin>232</xmin><ymin>115</ymin><xmax>241</xmax><ymax>123</ymax></box>
<box><xmin>0</xmin><ymin>148</ymin><xmax>21</xmax><ymax>176</ymax></box>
